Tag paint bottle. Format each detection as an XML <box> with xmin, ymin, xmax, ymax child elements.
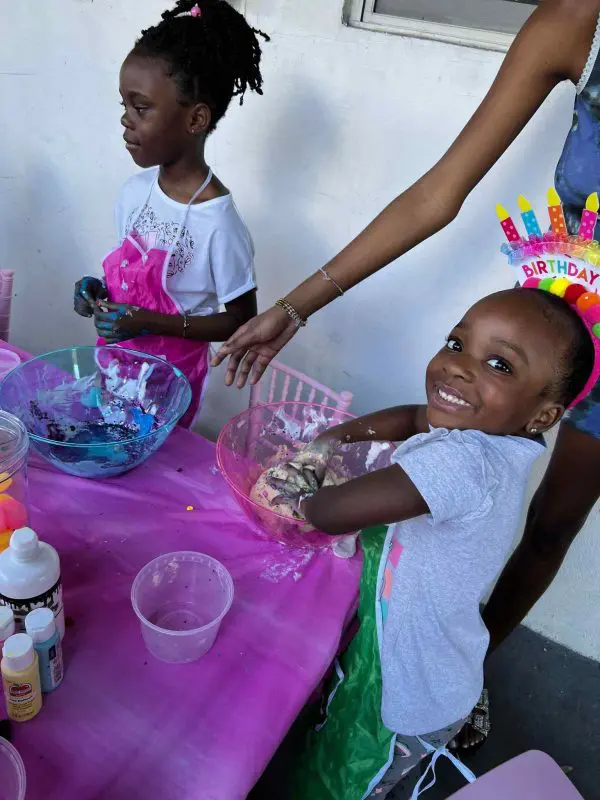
<box><xmin>25</xmin><ymin>607</ymin><xmax>63</xmax><ymax>693</ymax></box>
<box><xmin>1</xmin><ymin>633</ymin><xmax>42</xmax><ymax>722</ymax></box>
<box><xmin>0</xmin><ymin>607</ymin><xmax>14</xmax><ymax>719</ymax></box>
<box><xmin>0</xmin><ymin>527</ymin><xmax>64</xmax><ymax>639</ymax></box>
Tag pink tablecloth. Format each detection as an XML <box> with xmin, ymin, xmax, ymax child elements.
<box><xmin>6</xmin><ymin>425</ymin><xmax>362</xmax><ymax>799</ymax></box>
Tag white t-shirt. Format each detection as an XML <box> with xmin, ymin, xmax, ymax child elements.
<box><xmin>379</xmin><ymin>427</ymin><xmax>544</xmax><ymax>736</ymax></box>
<box><xmin>113</xmin><ymin>168</ymin><xmax>256</xmax><ymax>316</ymax></box>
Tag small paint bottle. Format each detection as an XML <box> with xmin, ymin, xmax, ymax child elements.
<box><xmin>25</xmin><ymin>607</ymin><xmax>63</xmax><ymax>693</ymax></box>
<box><xmin>1</xmin><ymin>633</ymin><xmax>42</xmax><ymax>722</ymax></box>
<box><xmin>0</xmin><ymin>607</ymin><xmax>15</xmax><ymax>721</ymax></box>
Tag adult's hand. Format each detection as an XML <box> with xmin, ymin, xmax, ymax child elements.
<box><xmin>217</xmin><ymin>1</ymin><xmax>587</xmax><ymax>391</ymax></box>
<box><xmin>211</xmin><ymin>305</ymin><xmax>299</xmax><ymax>388</ymax></box>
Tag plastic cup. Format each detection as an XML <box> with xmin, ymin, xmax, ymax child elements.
<box><xmin>0</xmin><ymin>350</ymin><xmax>20</xmax><ymax>382</ymax></box>
<box><xmin>0</xmin><ymin>410</ymin><xmax>30</xmax><ymax>554</ymax></box>
<box><xmin>0</xmin><ymin>738</ymin><xmax>26</xmax><ymax>800</ymax></box>
<box><xmin>131</xmin><ymin>551</ymin><xmax>234</xmax><ymax>664</ymax></box>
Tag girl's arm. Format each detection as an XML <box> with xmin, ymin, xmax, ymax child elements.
<box><xmin>95</xmin><ymin>290</ymin><xmax>257</xmax><ymax>344</ymax></box>
<box><xmin>213</xmin><ymin>0</ymin><xmax>598</xmax><ymax>386</ymax></box>
<box><xmin>301</xmin><ymin>465</ymin><xmax>428</xmax><ymax>535</ymax></box>
<box><xmin>317</xmin><ymin>405</ymin><xmax>428</xmax><ymax>447</ymax></box>
<box><xmin>267</xmin><ymin>405</ymin><xmax>428</xmax><ymax>497</ymax></box>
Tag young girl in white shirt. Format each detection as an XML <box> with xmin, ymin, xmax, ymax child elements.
<box><xmin>74</xmin><ymin>0</ymin><xmax>268</xmax><ymax>427</ymax></box>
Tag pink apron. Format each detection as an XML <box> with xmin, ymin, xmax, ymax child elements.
<box><xmin>100</xmin><ymin>171</ymin><xmax>212</xmax><ymax>429</ymax></box>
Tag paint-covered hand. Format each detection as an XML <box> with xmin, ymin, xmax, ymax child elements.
<box><xmin>74</xmin><ymin>277</ymin><xmax>107</xmax><ymax>318</ymax></box>
<box><xmin>265</xmin><ymin>464</ymin><xmax>313</xmax><ymax>518</ymax></box>
<box><xmin>268</xmin><ymin>436</ymin><xmax>337</xmax><ymax>495</ymax></box>
<box><xmin>93</xmin><ymin>301</ymin><xmax>155</xmax><ymax>344</ymax></box>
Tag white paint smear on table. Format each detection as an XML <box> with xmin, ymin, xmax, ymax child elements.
<box><xmin>260</xmin><ymin>548</ymin><xmax>314</xmax><ymax>583</ymax></box>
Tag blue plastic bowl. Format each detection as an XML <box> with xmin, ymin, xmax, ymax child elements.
<box><xmin>0</xmin><ymin>346</ymin><xmax>191</xmax><ymax>479</ymax></box>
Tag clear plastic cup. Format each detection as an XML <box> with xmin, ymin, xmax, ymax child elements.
<box><xmin>131</xmin><ymin>551</ymin><xmax>234</xmax><ymax>664</ymax></box>
<box><xmin>0</xmin><ymin>738</ymin><xmax>26</xmax><ymax>800</ymax></box>
<box><xmin>0</xmin><ymin>411</ymin><xmax>29</xmax><ymax>554</ymax></box>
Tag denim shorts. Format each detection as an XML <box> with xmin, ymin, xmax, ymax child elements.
<box><xmin>566</xmin><ymin>380</ymin><xmax>600</xmax><ymax>438</ymax></box>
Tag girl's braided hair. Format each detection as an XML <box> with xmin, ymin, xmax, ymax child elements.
<box><xmin>133</xmin><ymin>0</ymin><xmax>269</xmax><ymax>132</ymax></box>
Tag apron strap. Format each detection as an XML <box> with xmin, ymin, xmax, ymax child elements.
<box><xmin>410</xmin><ymin>740</ymin><xmax>476</xmax><ymax>799</ymax></box>
<box><xmin>167</xmin><ymin>168</ymin><xmax>213</xmax><ymax>259</ymax></box>
<box><xmin>126</xmin><ymin>167</ymin><xmax>213</xmax><ymax>257</ymax></box>
<box><xmin>128</xmin><ymin>171</ymin><xmax>161</xmax><ymax>238</ymax></box>
<box><xmin>160</xmin><ymin>168</ymin><xmax>213</xmax><ymax>311</ymax></box>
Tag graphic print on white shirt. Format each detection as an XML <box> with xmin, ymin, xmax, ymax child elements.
<box><xmin>125</xmin><ymin>205</ymin><xmax>195</xmax><ymax>278</ymax></box>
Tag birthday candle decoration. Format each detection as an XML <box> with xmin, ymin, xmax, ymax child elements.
<box><xmin>547</xmin><ymin>187</ymin><xmax>567</xmax><ymax>235</ymax></box>
<box><xmin>579</xmin><ymin>192</ymin><xmax>599</xmax><ymax>240</ymax></box>
<box><xmin>517</xmin><ymin>194</ymin><xmax>542</xmax><ymax>238</ymax></box>
<box><xmin>496</xmin><ymin>204</ymin><xmax>521</xmax><ymax>243</ymax></box>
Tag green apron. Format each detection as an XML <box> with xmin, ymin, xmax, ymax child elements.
<box><xmin>290</xmin><ymin>526</ymin><xmax>476</xmax><ymax>800</ymax></box>
<box><xmin>290</xmin><ymin>526</ymin><xmax>397</xmax><ymax>800</ymax></box>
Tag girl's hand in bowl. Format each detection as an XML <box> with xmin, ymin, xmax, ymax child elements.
<box><xmin>267</xmin><ymin>435</ymin><xmax>338</xmax><ymax>494</ymax></box>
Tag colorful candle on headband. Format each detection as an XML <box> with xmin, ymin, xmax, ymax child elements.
<box><xmin>547</xmin><ymin>187</ymin><xmax>567</xmax><ymax>235</ymax></box>
<box><xmin>496</xmin><ymin>204</ymin><xmax>521</xmax><ymax>243</ymax></box>
<box><xmin>579</xmin><ymin>192</ymin><xmax>599</xmax><ymax>240</ymax></box>
<box><xmin>517</xmin><ymin>194</ymin><xmax>542</xmax><ymax>238</ymax></box>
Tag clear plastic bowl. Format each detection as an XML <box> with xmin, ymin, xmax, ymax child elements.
<box><xmin>216</xmin><ymin>402</ymin><xmax>395</xmax><ymax>550</ymax></box>
<box><xmin>0</xmin><ymin>350</ymin><xmax>20</xmax><ymax>382</ymax></box>
<box><xmin>0</xmin><ymin>346</ymin><xmax>191</xmax><ymax>479</ymax></box>
<box><xmin>0</xmin><ymin>738</ymin><xmax>26</xmax><ymax>800</ymax></box>
<box><xmin>131</xmin><ymin>551</ymin><xmax>234</xmax><ymax>664</ymax></box>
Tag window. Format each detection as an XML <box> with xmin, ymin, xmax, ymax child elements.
<box><xmin>344</xmin><ymin>0</ymin><xmax>540</xmax><ymax>52</ymax></box>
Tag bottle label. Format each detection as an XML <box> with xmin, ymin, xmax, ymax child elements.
<box><xmin>9</xmin><ymin>682</ymin><xmax>32</xmax><ymax>698</ymax></box>
<box><xmin>0</xmin><ymin>578</ymin><xmax>64</xmax><ymax>634</ymax></box>
<box><xmin>49</xmin><ymin>643</ymin><xmax>64</xmax><ymax>688</ymax></box>
<box><xmin>3</xmin><ymin>678</ymin><xmax>40</xmax><ymax>721</ymax></box>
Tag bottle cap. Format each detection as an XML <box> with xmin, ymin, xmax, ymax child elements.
<box><xmin>2</xmin><ymin>633</ymin><xmax>35</xmax><ymax>672</ymax></box>
<box><xmin>9</xmin><ymin>527</ymin><xmax>39</xmax><ymax>560</ymax></box>
<box><xmin>0</xmin><ymin>606</ymin><xmax>14</xmax><ymax>641</ymax></box>
<box><xmin>25</xmin><ymin>607</ymin><xmax>56</xmax><ymax>644</ymax></box>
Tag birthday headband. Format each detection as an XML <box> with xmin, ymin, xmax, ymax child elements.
<box><xmin>498</xmin><ymin>189</ymin><xmax>600</xmax><ymax>408</ymax></box>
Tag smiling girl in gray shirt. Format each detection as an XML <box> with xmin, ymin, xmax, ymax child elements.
<box><xmin>270</xmin><ymin>285</ymin><xmax>598</xmax><ymax>800</ymax></box>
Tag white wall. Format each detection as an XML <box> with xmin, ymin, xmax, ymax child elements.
<box><xmin>2</xmin><ymin>0</ymin><xmax>599</xmax><ymax>658</ymax></box>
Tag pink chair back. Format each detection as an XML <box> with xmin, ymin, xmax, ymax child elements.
<box><xmin>0</xmin><ymin>271</ymin><xmax>14</xmax><ymax>342</ymax></box>
<box><xmin>448</xmin><ymin>751</ymin><xmax>584</xmax><ymax>799</ymax></box>
<box><xmin>249</xmin><ymin>360</ymin><xmax>353</xmax><ymax>413</ymax></box>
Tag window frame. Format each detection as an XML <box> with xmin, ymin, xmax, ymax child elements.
<box><xmin>344</xmin><ymin>0</ymin><xmax>537</xmax><ymax>53</ymax></box>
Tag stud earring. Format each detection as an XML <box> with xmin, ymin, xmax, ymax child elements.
<box><xmin>530</xmin><ymin>427</ymin><xmax>538</xmax><ymax>434</ymax></box>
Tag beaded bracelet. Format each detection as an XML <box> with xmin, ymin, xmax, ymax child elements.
<box><xmin>275</xmin><ymin>298</ymin><xmax>307</xmax><ymax>328</ymax></box>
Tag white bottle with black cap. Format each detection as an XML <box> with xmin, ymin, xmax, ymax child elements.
<box><xmin>0</xmin><ymin>528</ymin><xmax>64</xmax><ymax>639</ymax></box>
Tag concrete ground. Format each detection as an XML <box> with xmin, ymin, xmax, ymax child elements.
<box><xmin>390</xmin><ymin>625</ymin><xmax>598</xmax><ymax>799</ymax></box>
<box><xmin>250</xmin><ymin>625</ymin><xmax>599</xmax><ymax>799</ymax></box>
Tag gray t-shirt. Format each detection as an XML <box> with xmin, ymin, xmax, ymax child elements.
<box><xmin>380</xmin><ymin>427</ymin><xmax>544</xmax><ymax>736</ymax></box>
